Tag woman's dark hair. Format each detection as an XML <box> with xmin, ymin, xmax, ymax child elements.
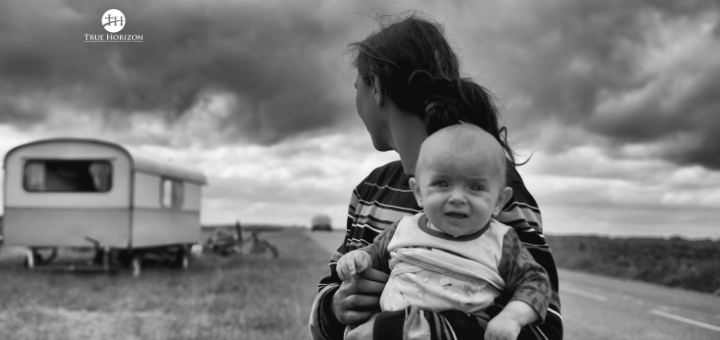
<box><xmin>424</xmin><ymin>77</ymin><xmax>519</xmax><ymax>167</ymax></box>
<box><xmin>349</xmin><ymin>13</ymin><xmax>460</xmax><ymax>116</ymax></box>
<box><xmin>349</xmin><ymin>12</ymin><xmax>519</xmax><ymax>166</ymax></box>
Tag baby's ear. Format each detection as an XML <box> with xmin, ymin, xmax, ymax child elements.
<box><xmin>409</xmin><ymin>177</ymin><xmax>423</xmax><ymax>208</ymax></box>
<box><xmin>493</xmin><ymin>186</ymin><xmax>513</xmax><ymax>216</ymax></box>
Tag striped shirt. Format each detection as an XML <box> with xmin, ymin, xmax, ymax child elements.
<box><xmin>310</xmin><ymin>160</ymin><xmax>563</xmax><ymax>340</ymax></box>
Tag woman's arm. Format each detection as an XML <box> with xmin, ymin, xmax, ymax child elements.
<box><xmin>309</xmin><ymin>237</ymin><xmax>352</xmax><ymax>340</ymax></box>
<box><xmin>310</xmin><ymin>185</ymin><xmax>391</xmax><ymax>340</ymax></box>
<box><xmin>310</xmin><ymin>233</ymin><xmax>390</xmax><ymax>340</ymax></box>
<box><xmin>495</xmin><ymin>165</ymin><xmax>563</xmax><ymax>339</ymax></box>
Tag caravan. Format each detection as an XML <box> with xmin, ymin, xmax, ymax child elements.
<box><xmin>2</xmin><ymin>138</ymin><xmax>207</xmax><ymax>275</ymax></box>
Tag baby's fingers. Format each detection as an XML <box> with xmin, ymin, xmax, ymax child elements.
<box><xmin>346</xmin><ymin>257</ymin><xmax>358</xmax><ymax>277</ymax></box>
<box><xmin>337</xmin><ymin>267</ymin><xmax>348</xmax><ymax>281</ymax></box>
<box><xmin>484</xmin><ymin>327</ymin><xmax>514</xmax><ymax>340</ymax></box>
<box><xmin>484</xmin><ymin>330</ymin><xmax>501</xmax><ymax>340</ymax></box>
<box><xmin>355</xmin><ymin>256</ymin><xmax>371</xmax><ymax>273</ymax></box>
<box><xmin>336</xmin><ymin>259</ymin><xmax>350</xmax><ymax>281</ymax></box>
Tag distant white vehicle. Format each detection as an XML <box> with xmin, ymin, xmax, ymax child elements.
<box><xmin>2</xmin><ymin>138</ymin><xmax>207</xmax><ymax>275</ymax></box>
<box><xmin>311</xmin><ymin>214</ymin><xmax>332</xmax><ymax>231</ymax></box>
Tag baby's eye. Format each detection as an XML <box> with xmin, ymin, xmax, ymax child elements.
<box><xmin>470</xmin><ymin>184</ymin><xmax>484</xmax><ymax>191</ymax></box>
<box><xmin>432</xmin><ymin>181</ymin><xmax>448</xmax><ymax>187</ymax></box>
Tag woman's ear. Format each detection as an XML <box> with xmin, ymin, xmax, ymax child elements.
<box><xmin>409</xmin><ymin>177</ymin><xmax>423</xmax><ymax>208</ymax></box>
<box><xmin>371</xmin><ymin>74</ymin><xmax>383</xmax><ymax>106</ymax></box>
<box><xmin>493</xmin><ymin>187</ymin><xmax>513</xmax><ymax>216</ymax></box>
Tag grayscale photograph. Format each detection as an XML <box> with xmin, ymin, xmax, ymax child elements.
<box><xmin>0</xmin><ymin>1</ymin><xmax>718</xmax><ymax>339</ymax></box>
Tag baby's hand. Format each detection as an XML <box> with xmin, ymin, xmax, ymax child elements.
<box><xmin>484</xmin><ymin>315</ymin><xmax>522</xmax><ymax>340</ymax></box>
<box><xmin>336</xmin><ymin>250</ymin><xmax>372</xmax><ymax>282</ymax></box>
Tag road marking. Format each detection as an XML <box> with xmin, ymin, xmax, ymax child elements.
<box><xmin>562</xmin><ymin>287</ymin><xmax>608</xmax><ymax>301</ymax></box>
<box><xmin>649</xmin><ymin>309</ymin><xmax>720</xmax><ymax>333</ymax></box>
<box><xmin>620</xmin><ymin>294</ymin><xmax>645</xmax><ymax>305</ymax></box>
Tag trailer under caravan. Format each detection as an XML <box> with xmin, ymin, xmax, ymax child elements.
<box><xmin>2</xmin><ymin>138</ymin><xmax>207</xmax><ymax>275</ymax></box>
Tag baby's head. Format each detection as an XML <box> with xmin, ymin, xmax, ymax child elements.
<box><xmin>409</xmin><ymin>124</ymin><xmax>513</xmax><ymax>237</ymax></box>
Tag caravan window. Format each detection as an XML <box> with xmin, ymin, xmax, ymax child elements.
<box><xmin>23</xmin><ymin>160</ymin><xmax>113</xmax><ymax>192</ymax></box>
<box><xmin>161</xmin><ymin>178</ymin><xmax>184</xmax><ymax>208</ymax></box>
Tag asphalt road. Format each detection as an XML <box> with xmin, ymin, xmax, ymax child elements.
<box><xmin>306</xmin><ymin>230</ymin><xmax>720</xmax><ymax>340</ymax></box>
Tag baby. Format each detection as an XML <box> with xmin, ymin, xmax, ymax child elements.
<box><xmin>337</xmin><ymin>124</ymin><xmax>551</xmax><ymax>340</ymax></box>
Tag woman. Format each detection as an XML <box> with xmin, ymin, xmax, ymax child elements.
<box><xmin>310</xmin><ymin>13</ymin><xmax>562</xmax><ymax>340</ymax></box>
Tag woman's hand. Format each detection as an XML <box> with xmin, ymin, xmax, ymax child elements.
<box><xmin>332</xmin><ymin>267</ymin><xmax>389</xmax><ymax>325</ymax></box>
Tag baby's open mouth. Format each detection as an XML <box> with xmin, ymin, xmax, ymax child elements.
<box><xmin>445</xmin><ymin>212</ymin><xmax>468</xmax><ymax>219</ymax></box>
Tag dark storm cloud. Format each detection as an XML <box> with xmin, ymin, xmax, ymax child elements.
<box><xmin>0</xmin><ymin>0</ymin><xmax>360</xmax><ymax>144</ymax></box>
<box><xmin>464</xmin><ymin>0</ymin><xmax>720</xmax><ymax>169</ymax></box>
<box><xmin>4</xmin><ymin>0</ymin><xmax>720</xmax><ymax>170</ymax></box>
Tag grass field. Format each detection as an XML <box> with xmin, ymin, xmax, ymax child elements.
<box><xmin>547</xmin><ymin>235</ymin><xmax>720</xmax><ymax>294</ymax></box>
<box><xmin>0</xmin><ymin>229</ymin><xmax>330</xmax><ymax>340</ymax></box>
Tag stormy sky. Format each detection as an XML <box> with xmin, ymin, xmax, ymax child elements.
<box><xmin>1</xmin><ymin>0</ymin><xmax>719</xmax><ymax>238</ymax></box>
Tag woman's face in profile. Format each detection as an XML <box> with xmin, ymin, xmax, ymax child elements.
<box><xmin>355</xmin><ymin>72</ymin><xmax>392</xmax><ymax>151</ymax></box>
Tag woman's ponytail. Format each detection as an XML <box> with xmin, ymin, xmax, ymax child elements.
<box><xmin>423</xmin><ymin>77</ymin><xmax>519</xmax><ymax>167</ymax></box>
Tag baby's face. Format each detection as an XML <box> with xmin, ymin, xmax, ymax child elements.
<box><xmin>413</xmin><ymin>147</ymin><xmax>506</xmax><ymax>237</ymax></box>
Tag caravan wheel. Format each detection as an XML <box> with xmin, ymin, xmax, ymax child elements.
<box><xmin>131</xmin><ymin>256</ymin><xmax>142</xmax><ymax>277</ymax></box>
<box><xmin>181</xmin><ymin>252</ymin><xmax>189</xmax><ymax>269</ymax></box>
<box><xmin>24</xmin><ymin>249</ymin><xmax>35</xmax><ymax>269</ymax></box>
<box><xmin>175</xmin><ymin>246</ymin><xmax>190</xmax><ymax>269</ymax></box>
